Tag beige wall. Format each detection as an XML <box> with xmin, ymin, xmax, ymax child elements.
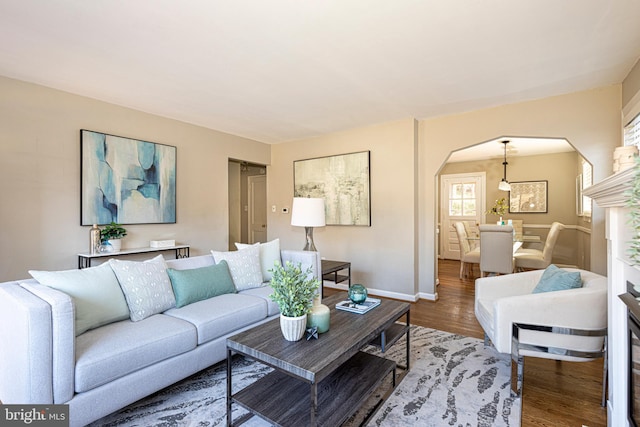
<box><xmin>0</xmin><ymin>76</ymin><xmax>270</xmax><ymax>281</ymax></box>
<box><xmin>623</xmin><ymin>58</ymin><xmax>640</xmax><ymax>109</ymax></box>
<box><xmin>269</xmin><ymin>119</ymin><xmax>419</xmax><ymax>300</ymax></box>
<box><xmin>0</xmin><ymin>76</ymin><xmax>623</xmax><ymax>299</ymax></box>
<box><xmin>419</xmin><ymin>86</ymin><xmax>621</xmax><ymax>297</ymax></box>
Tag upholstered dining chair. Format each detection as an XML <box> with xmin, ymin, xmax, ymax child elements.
<box><xmin>454</xmin><ymin>222</ymin><xmax>480</xmax><ymax>279</ymax></box>
<box><xmin>474</xmin><ymin>268</ymin><xmax>608</xmax><ymax>405</ymax></box>
<box><xmin>508</xmin><ymin>219</ymin><xmax>524</xmax><ymax>241</ymax></box>
<box><xmin>479</xmin><ymin>224</ymin><xmax>514</xmax><ymax>277</ymax></box>
<box><xmin>514</xmin><ymin>222</ymin><xmax>565</xmax><ymax>271</ymax></box>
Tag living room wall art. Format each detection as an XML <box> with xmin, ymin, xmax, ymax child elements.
<box><xmin>81</xmin><ymin>130</ymin><xmax>177</xmax><ymax>225</ymax></box>
<box><xmin>294</xmin><ymin>151</ymin><xmax>371</xmax><ymax>226</ymax></box>
<box><xmin>508</xmin><ymin>180</ymin><xmax>548</xmax><ymax>213</ymax></box>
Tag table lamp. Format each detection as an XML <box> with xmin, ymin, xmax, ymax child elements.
<box><xmin>291</xmin><ymin>197</ymin><xmax>325</xmax><ymax>251</ymax></box>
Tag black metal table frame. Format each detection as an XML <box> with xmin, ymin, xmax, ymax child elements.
<box><xmin>78</xmin><ymin>246</ymin><xmax>190</xmax><ymax>269</ymax></box>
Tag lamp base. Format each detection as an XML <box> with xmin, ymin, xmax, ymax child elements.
<box><xmin>303</xmin><ymin>226</ymin><xmax>318</xmax><ymax>252</ymax></box>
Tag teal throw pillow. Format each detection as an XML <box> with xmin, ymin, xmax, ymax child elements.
<box><xmin>532</xmin><ymin>264</ymin><xmax>583</xmax><ymax>294</ymax></box>
<box><xmin>167</xmin><ymin>260</ymin><xmax>237</xmax><ymax>308</ymax></box>
<box><xmin>29</xmin><ymin>262</ymin><xmax>130</xmax><ymax>335</ymax></box>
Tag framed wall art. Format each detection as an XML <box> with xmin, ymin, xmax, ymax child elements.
<box><xmin>81</xmin><ymin>129</ymin><xmax>177</xmax><ymax>225</ymax></box>
<box><xmin>294</xmin><ymin>151</ymin><xmax>371</xmax><ymax>226</ymax></box>
<box><xmin>508</xmin><ymin>180</ymin><xmax>548</xmax><ymax>213</ymax></box>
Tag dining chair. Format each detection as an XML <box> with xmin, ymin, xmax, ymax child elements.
<box><xmin>454</xmin><ymin>222</ymin><xmax>480</xmax><ymax>278</ymax></box>
<box><xmin>514</xmin><ymin>222</ymin><xmax>565</xmax><ymax>271</ymax></box>
<box><xmin>508</xmin><ymin>219</ymin><xmax>524</xmax><ymax>241</ymax></box>
<box><xmin>479</xmin><ymin>224</ymin><xmax>514</xmax><ymax>277</ymax></box>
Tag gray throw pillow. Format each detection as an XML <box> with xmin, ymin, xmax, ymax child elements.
<box><xmin>109</xmin><ymin>255</ymin><xmax>176</xmax><ymax>321</ymax></box>
<box><xmin>211</xmin><ymin>245</ymin><xmax>263</xmax><ymax>291</ymax></box>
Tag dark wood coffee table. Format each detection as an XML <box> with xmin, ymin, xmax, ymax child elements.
<box><xmin>226</xmin><ymin>292</ymin><xmax>410</xmax><ymax>427</ymax></box>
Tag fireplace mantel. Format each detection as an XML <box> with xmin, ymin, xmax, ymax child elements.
<box><xmin>584</xmin><ymin>165</ymin><xmax>637</xmax><ymax>426</ymax></box>
<box><xmin>583</xmin><ymin>167</ymin><xmax>633</xmax><ymax>207</ymax></box>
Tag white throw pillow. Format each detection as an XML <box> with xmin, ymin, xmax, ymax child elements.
<box><xmin>235</xmin><ymin>238</ymin><xmax>281</xmax><ymax>282</ymax></box>
<box><xmin>29</xmin><ymin>262</ymin><xmax>130</xmax><ymax>335</ymax></box>
<box><xmin>211</xmin><ymin>245</ymin><xmax>263</xmax><ymax>291</ymax></box>
<box><xmin>109</xmin><ymin>255</ymin><xmax>176</xmax><ymax>321</ymax></box>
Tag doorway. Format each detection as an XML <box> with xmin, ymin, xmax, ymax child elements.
<box><xmin>228</xmin><ymin>160</ymin><xmax>267</xmax><ymax>250</ymax></box>
<box><xmin>440</xmin><ymin>172</ymin><xmax>486</xmax><ymax>260</ymax></box>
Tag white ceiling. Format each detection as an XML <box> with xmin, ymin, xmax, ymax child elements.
<box><xmin>1</xmin><ymin>1</ymin><xmax>640</xmax><ymax>144</ymax></box>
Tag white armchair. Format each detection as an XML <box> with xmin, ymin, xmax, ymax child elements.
<box><xmin>475</xmin><ymin>268</ymin><xmax>607</xmax><ymax>404</ymax></box>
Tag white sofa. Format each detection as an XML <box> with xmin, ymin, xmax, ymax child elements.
<box><xmin>0</xmin><ymin>249</ymin><xmax>320</xmax><ymax>427</ymax></box>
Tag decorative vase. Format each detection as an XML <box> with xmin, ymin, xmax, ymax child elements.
<box><xmin>108</xmin><ymin>239</ymin><xmax>122</xmax><ymax>252</ymax></box>
<box><xmin>280</xmin><ymin>313</ymin><xmax>307</xmax><ymax>341</ymax></box>
<box><xmin>307</xmin><ymin>295</ymin><xmax>330</xmax><ymax>333</ymax></box>
<box><xmin>348</xmin><ymin>284</ymin><xmax>368</xmax><ymax>305</ymax></box>
<box><xmin>89</xmin><ymin>224</ymin><xmax>101</xmax><ymax>254</ymax></box>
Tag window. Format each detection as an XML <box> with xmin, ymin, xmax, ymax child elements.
<box><xmin>578</xmin><ymin>158</ymin><xmax>592</xmax><ymax>218</ymax></box>
<box><xmin>625</xmin><ymin>112</ymin><xmax>640</xmax><ymax>148</ymax></box>
<box><xmin>449</xmin><ymin>182</ymin><xmax>477</xmax><ymax>216</ymax></box>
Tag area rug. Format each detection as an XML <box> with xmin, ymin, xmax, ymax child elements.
<box><xmin>89</xmin><ymin>326</ymin><xmax>521</xmax><ymax>427</ymax></box>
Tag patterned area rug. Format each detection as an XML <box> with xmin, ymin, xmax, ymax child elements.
<box><xmin>90</xmin><ymin>326</ymin><xmax>521</xmax><ymax>427</ymax></box>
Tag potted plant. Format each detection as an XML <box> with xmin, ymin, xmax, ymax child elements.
<box><xmin>269</xmin><ymin>261</ymin><xmax>320</xmax><ymax>341</ymax></box>
<box><xmin>100</xmin><ymin>222</ymin><xmax>127</xmax><ymax>252</ymax></box>
<box><xmin>486</xmin><ymin>197</ymin><xmax>509</xmax><ymax>224</ymax></box>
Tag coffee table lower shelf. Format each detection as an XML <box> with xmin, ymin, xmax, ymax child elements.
<box><xmin>231</xmin><ymin>351</ymin><xmax>396</xmax><ymax>427</ymax></box>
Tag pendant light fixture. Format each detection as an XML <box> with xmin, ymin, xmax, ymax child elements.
<box><xmin>498</xmin><ymin>140</ymin><xmax>511</xmax><ymax>191</ymax></box>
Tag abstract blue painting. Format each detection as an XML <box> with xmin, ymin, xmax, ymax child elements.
<box><xmin>81</xmin><ymin>130</ymin><xmax>176</xmax><ymax>225</ymax></box>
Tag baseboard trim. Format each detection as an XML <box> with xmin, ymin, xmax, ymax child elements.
<box><xmin>323</xmin><ymin>282</ymin><xmax>438</xmax><ymax>302</ymax></box>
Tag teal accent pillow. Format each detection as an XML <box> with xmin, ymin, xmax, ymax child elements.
<box><xmin>532</xmin><ymin>264</ymin><xmax>583</xmax><ymax>294</ymax></box>
<box><xmin>29</xmin><ymin>262</ymin><xmax>130</xmax><ymax>335</ymax></box>
<box><xmin>167</xmin><ymin>260</ymin><xmax>237</xmax><ymax>308</ymax></box>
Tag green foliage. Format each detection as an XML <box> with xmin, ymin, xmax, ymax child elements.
<box><xmin>100</xmin><ymin>222</ymin><xmax>127</xmax><ymax>242</ymax></box>
<box><xmin>269</xmin><ymin>261</ymin><xmax>320</xmax><ymax>317</ymax></box>
<box><xmin>486</xmin><ymin>197</ymin><xmax>508</xmax><ymax>216</ymax></box>
<box><xmin>628</xmin><ymin>155</ymin><xmax>640</xmax><ymax>265</ymax></box>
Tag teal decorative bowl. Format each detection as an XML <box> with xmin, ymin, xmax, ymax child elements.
<box><xmin>348</xmin><ymin>284</ymin><xmax>368</xmax><ymax>305</ymax></box>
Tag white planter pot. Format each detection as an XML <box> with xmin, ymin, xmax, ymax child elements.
<box><xmin>108</xmin><ymin>239</ymin><xmax>122</xmax><ymax>252</ymax></box>
<box><xmin>280</xmin><ymin>314</ymin><xmax>307</xmax><ymax>341</ymax></box>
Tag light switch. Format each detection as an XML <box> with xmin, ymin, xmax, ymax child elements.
<box><xmin>271</xmin><ymin>205</ymin><xmax>277</xmax><ymax>213</ymax></box>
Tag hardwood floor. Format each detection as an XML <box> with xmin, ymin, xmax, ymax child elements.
<box><xmin>328</xmin><ymin>259</ymin><xmax>608</xmax><ymax>426</ymax></box>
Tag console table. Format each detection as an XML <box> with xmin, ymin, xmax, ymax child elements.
<box><xmin>78</xmin><ymin>245</ymin><xmax>190</xmax><ymax>269</ymax></box>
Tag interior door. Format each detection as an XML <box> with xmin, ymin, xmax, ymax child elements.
<box><xmin>248</xmin><ymin>174</ymin><xmax>267</xmax><ymax>244</ymax></box>
<box><xmin>440</xmin><ymin>172</ymin><xmax>486</xmax><ymax>260</ymax></box>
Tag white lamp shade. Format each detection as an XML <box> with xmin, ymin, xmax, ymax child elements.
<box><xmin>498</xmin><ymin>180</ymin><xmax>511</xmax><ymax>192</ymax></box>
<box><xmin>291</xmin><ymin>198</ymin><xmax>326</xmax><ymax>227</ymax></box>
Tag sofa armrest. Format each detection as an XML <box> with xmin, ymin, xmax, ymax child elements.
<box><xmin>21</xmin><ymin>281</ymin><xmax>75</xmax><ymax>403</ymax></box>
<box><xmin>0</xmin><ymin>282</ymin><xmax>54</xmax><ymax>404</ymax></box>
<box><xmin>280</xmin><ymin>250</ymin><xmax>321</xmax><ymax>280</ymax></box>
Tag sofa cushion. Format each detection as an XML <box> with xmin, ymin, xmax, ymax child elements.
<box><xmin>167</xmin><ymin>261</ymin><xmax>237</xmax><ymax>308</ymax></box>
<box><xmin>240</xmin><ymin>286</ymin><xmax>280</xmax><ymax>316</ymax></box>
<box><xmin>110</xmin><ymin>255</ymin><xmax>176</xmax><ymax>321</ymax></box>
<box><xmin>532</xmin><ymin>264</ymin><xmax>583</xmax><ymax>294</ymax></box>
<box><xmin>235</xmin><ymin>238</ymin><xmax>281</xmax><ymax>282</ymax></box>
<box><xmin>211</xmin><ymin>245</ymin><xmax>263</xmax><ymax>291</ymax></box>
<box><xmin>75</xmin><ymin>314</ymin><xmax>197</xmax><ymax>393</ymax></box>
<box><xmin>29</xmin><ymin>263</ymin><xmax>129</xmax><ymax>335</ymax></box>
<box><xmin>163</xmin><ymin>293</ymin><xmax>267</xmax><ymax>345</ymax></box>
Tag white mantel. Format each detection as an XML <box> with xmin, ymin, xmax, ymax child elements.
<box><xmin>584</xmin><ymin>166</ymin><xmax>640</xmax><ymax>427</ymax></box>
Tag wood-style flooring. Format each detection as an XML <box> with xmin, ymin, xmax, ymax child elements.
<box><xmin>328</xmin><ymin>259</ymin><xmax>607</xmax><ymax>426</ymax></box>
